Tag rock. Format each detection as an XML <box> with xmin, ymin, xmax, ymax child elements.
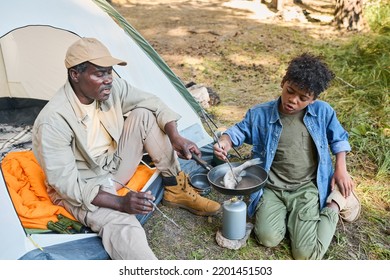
<box><xmin>186</xmin><ymin>82</ymin><xmax>221</xmax><ymax>108</ymax></box>
<box><xmin>187</xmin><ymin>84</ymin><xmax>210</xmax><ymax>108</ymax></box>
<box><xmin>215</xmin><ymin>223</ymin><xmax>254</xmax><ymax>250</ymax></box>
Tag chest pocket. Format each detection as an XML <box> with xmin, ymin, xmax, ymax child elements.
<box><xmin>302</xmin><ymin>131</ymin><xmax>313</xmax><ymax>151</ymax></box>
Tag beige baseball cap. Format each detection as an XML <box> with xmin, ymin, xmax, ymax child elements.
<box><xmin>65</xmin><ymin>37</ymin><xmax>127</xmax><ymax>69</ymax></box>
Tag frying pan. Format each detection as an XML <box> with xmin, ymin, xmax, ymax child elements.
<box><xmin>191</xmin><ymin>154</ymin><xmax>268</xmax><ymax>196</ymax></box>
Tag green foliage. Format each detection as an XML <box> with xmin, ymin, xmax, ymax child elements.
<box><xmin>319</xmin><ymin>6</ymin><xmax>390</xmax><ymax>179</ymax></box>
<box><xmin>365</xmin><ymin>0</ymin><xmax>390</xmax><ymax>33</ymax></box>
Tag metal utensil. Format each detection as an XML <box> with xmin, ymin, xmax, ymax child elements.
<box><xmin>109</xmin><ymin>178</ymin><xmax>181</xmax><ymax>229</ymax></box>
<box><xmin>199</xmin><ymin>108</ymin><xmax>243</xmax><ymax>160</ymax></box>
<box><xmin>198</xmin><ymin>109</ymin><xmax>240</xmax><ymax>185</ymax></box>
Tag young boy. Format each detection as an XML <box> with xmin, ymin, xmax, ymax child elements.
<box><xmin>213</xmin><ymin>53</ymin><xmax>361</xmax><ymax>260</ymax></box>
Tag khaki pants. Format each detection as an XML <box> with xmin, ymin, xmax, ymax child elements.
<box><xmin>65</xmin><ymin>108</ymin><xmax>181</xmax><ymax>260</ymax></box>
<box><xmin>254</xmin><ymin>182</ymin><xmax>339</xmax><ymax>260</ymax></box>
<box><xmin>113</xmin><ymin>108</ymin><xmax>180</xmax><ymax>186</ymax></box>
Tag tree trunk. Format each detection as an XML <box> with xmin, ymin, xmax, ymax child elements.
<box><xmin>271</xmin><ymin>0</ymin><xmax>284</xmax><ymax>11</ymax></box>
<box><xmin>334</xmin><ymin>0</ymin><xmax>366</xmax><ymax>31</ymax></box>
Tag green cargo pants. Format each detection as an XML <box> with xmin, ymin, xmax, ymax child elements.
<box><xmin>254</xmin><ymin>182</ymin><xmax>339</xmax><ymax>260</ymax></box>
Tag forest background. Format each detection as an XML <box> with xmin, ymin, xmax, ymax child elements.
<box><xmin>110</xmin><ymin>0</ymin><xmax>389</xmax><ymax>260</ymax></box>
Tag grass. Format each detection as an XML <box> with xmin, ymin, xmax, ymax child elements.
<box><xmin>318</xmin><ymin>0</ymin><xmax>390</xmax><ymax>181</ymax></box>
<box><xmin>320</xmin><ymin>32</ymin><xmax>390</xmax><ymax>179</ymax></box>
<box><xmin>118</xmin><ymin>0</ymin><xmax>390</xmax><ymax>260</ymax></box>
<box><xmin>303</xmin><ymin>2</ymin><xmax>390</xmax><ymax>258</ymax></box>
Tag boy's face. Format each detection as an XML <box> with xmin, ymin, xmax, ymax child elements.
<box><xmin>279</xmin><ymin>81</ymin><xmax>315</xmax><ymax>115</ymax></box>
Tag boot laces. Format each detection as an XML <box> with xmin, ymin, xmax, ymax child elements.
<box><xmin>181</xmin><ymin>176</ymin><xmax>197</xmax><ymax>198</ymax></box>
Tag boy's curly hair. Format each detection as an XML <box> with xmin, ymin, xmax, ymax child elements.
<box><xmin>281</xmin><ymin>53</ymin><xmax>335</xmax><ymax>99</ymax></box>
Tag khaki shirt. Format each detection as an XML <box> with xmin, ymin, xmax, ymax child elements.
<box><xmin>32</xmin><ymin>77</ymin><xmax>181</xmax><ymax>212</ymax></box>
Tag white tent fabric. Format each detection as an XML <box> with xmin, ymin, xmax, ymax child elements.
<box><xmin>0</xmin><ymin>0</ymin><xmax>212</xmax><ymax>260</ymax></box>
<box><xmin>0</xmin><ymin>0</ymin><xmax>211</xmax><ymax>146</ymax></box>
<box><xmin>0</xmin><ymin>26</ymin><xmax>77</xmax><ymax>100</ymax></box>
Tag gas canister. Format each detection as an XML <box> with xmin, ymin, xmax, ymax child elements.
<box><xmin>222</xmin><ymin>197</ymin><xmax>247</xmax><ymax>240</ymax></box>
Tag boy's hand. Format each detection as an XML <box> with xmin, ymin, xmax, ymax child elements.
<box><xmin>213</xmin><ymin>134</ymin><xmax>232</xmax><ymax>161</ymax></box>
<box><xmin>331</xmin><ymin>169</ymin><xmax>354</xmax><ymax>198</ymax></box>
<box><xmin>331</xmin><ymin>151</ymin><xmax>354</xmax><ymax>197</ymax></box>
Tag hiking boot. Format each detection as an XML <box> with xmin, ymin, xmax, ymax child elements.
<box><xmin>163</xmin><ymin>171</ymin><xmax>221</xmax><ymax>216</ymax></box>
<box><xmin>326</xmin><ymin>185</ymin><xmax>361</xmax><ymax>222</ymax></box>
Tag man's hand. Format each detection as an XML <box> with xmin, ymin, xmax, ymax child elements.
<box><xmin>92</xmin><ymin>189</ymin><xmax>155</xmax><ymax>215</ymax></box>
<box><xmin>121</xmin><ymin>191</ymin><xmax>155</xmax><ymax>215</ymax></box>
<box><xmin>164</xmin><ymin>121</ymin><xmax>201</xmax><ymax>160</ymax></box>
<box><xmin>171</xmin><ymin>135</ymin><xmax>201</xmax><ymax>160</ymax></box>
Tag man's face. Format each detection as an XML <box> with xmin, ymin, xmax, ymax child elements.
<box><xmin>279</xmin><ymin>81</ymin><xmax>315</xmax><ymax>115</ymax></box>
<box><xmin>72</xmin><ymin>62</ymin><xmax>113</xmax><ymax>104</ymax></box>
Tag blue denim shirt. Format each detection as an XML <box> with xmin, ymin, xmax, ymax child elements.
<box><xmin>224</xmin><ymin>98</ymin><xmax>351</xmax><ymax>217</ymax></box>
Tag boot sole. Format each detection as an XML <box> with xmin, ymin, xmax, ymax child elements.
<box><xmin>162</xmin><ymin>199</ymin><xmax>221</xmax><ymax>216</ymax></box>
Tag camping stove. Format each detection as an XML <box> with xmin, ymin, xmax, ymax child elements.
<box><xmin>221</xmin><ymin>196</ymin><xmax>247</xmax><ymax>240</ymax></box>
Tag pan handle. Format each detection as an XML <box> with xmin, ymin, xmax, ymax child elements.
<box><xmin>191</xmin><ymin>153</ymin><xmax>213</xmax><ymax>171</ymax></box>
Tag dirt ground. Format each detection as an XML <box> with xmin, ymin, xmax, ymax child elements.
<box><xmin>110</xmin><ymin>0</ymin><xmax>389</xmax><ymax>260</ymax></box>
<box><xmin>113</xmin><ymin>0</ymin><xmax>342</xmax><ymax>124</ymax></box>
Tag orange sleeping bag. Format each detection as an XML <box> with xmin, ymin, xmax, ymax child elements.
<box><xmin>1</xmin><ymin>151</ymin><xmax>154</xmax><ymax>229</ymax></box>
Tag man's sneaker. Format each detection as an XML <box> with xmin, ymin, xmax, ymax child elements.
<box><xmin>326</xmin><ymin>185</ymin><xmax>361</xmax><ymax>222</ymax></box>
<box><xmin>163</xmin><ymin>171</ymin><xmax>221</xmax><ymax>216</ymax></box>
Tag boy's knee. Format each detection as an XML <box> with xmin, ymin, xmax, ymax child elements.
<box><xmin>291</xmin><ymin>248</ymin><xmax>311</xmax><ymax>260</ymax></box>
<box><xmin>254</xmin><ymin>226</ymin><xmax>284</xmax><ymax>248</ymax></box>
<box><xmin>291</xmin><ymin>246</ymin><xmax>321</xmax><ymax>260</ymax></box>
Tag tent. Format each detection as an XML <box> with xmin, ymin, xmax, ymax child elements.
<box><xmin>0</xmin><ymin>0</ymin><xmax>212</xmax><ymax>260</ymax></box>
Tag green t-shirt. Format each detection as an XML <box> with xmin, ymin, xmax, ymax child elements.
<box><xmin>267</xmin><ymin>110</ymin><xmax>318</xmax><ymax>191</ymax></box>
